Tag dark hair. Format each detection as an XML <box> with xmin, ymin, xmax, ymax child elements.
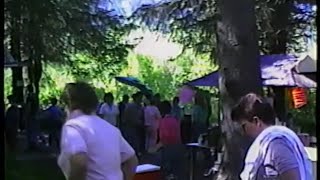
<box><xmin>145</xmin><ymin>94</ymin><xmax>156</xmax><ymax>105</ymax></box>
<box><xmin>159</xmin><ymin>100</ymin><xmax>172</xmax><ymax>117</ymax></box>
<box><xmin>50</xmin><ymin>97</ymin><xmax>58</xmax><ymax>105</ymax></box>
<box><xmin>61</xmin><ymin>82</ymin><xmax>98</xmax><ymax>114</ymax></box>
<box><xmin>231</xmin><ymin>93</ymin><xmax>275</xmax><ymax>125</ymax></box>
<box><xmin>123</xmin><ymin>94</ymin><xmax>129</xmax><ymax>101</ymax></box>
<box><xmin>173</xmin><ymin>96</ymin><xmax>179</xmax><ymax>104</ymax></box>
<box><xmin>154</xmin><ymin>93</ymin><xmax>160</xmax><ymax>100</ymax></box>
<box><xmin>132</xmin><ymin>92</ymin><xmax>143</xmax><ymax>101</ymax></box>
<box><xmin>104</xmin><ymin>92</ymin><xmax>113</xmax><ymax>101</ymax></box>
<box><xmin>194</xmin><ymin>93</ymin><xmax>207</xmax><ymax>109</ymax></box>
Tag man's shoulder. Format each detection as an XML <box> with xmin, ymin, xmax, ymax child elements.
<box><xmin>268</xmin><ymin>137</ymin><xmax>291</xmax><ymax>151</ymax></box>
<box><xmin>266</xmin><ymin>137</ymin><xmax>298</xmax><ymax>163</ymax></box>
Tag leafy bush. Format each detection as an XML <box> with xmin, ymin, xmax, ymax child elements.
<box><xmin>289</xmin><ymin>89</ymin><xmax>316</xmax><ymax>135</ymax></box>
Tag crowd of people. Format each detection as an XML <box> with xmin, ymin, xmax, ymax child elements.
<box><xmin>4</xmin><ymin>82</ymin><xmax>313</xmax><ymax>180</ymax></box>
<box><xmin>95</xmin><ymin>90</ymin><xmax>210</xmax><ymax>157</ymax></box>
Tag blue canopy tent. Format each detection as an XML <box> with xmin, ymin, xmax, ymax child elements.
<box><xmin>186</xmin><ymin>54</ymin><xmax>316</xmax><ymax>88</ymax></box>
<box><xmin>115</xmin><ymin>76</ymin><xmax>153</xmax><ymax>95</ymax></box>
<box><xmin>186</xmin><ymin>54</ymin><xmax>317</xmax><ymax>129</ymax></box>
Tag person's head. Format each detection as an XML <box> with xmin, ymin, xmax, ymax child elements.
<box><xmin>231</xmin><ymin>93</ymin><xmax>276</xmax><ymax>138</ymax></box>
<box><xmin>122</xmin><ymin>94</ymin><xmax>129</xmax><ymax>103</ymax></box>
<box><xmin>173</xmin><ymin>96</ymin><xmax>179</xmax><ymax>105</ymax></box>
<box><xmin>104</xmin><ymin>92</ymin><xmax>114</xmax><ymax>104</ymax></box>
<box><xmin>50</xmin><ymin>97</ymin><xmax>58</xmax><ymax>106</ymax></box>
<box><xmin>61</xmin><ymin>82</ymin><xmax>98</xmax><ymax>115</ymax></box>
<box><xmin>7</xmin><ymin>95</ymin><xmax>17</xmax><ymax>104</ymax></box>
<box><xmin>194</xmin><ymin>93</ymin><xmax>207</xmax><ymax>109</ymax></box>
<box><xmin>132</xmin><ymin>92</ymin><xmax>143</xmax><ymax>104</ymax></box>
<box><xmin>159</xmin><ymin>100</ymin><xmax>172</xmax><ymax>117</ymax></box>
<box><xmin>144</xmin><ymin>94</ymin><xmax>156</xmax><ymax>106</ymax></box>
<box><xmin>154</xmin><ymin>93</ymin><xmax>161</xmax><ymax>102</ymax></box>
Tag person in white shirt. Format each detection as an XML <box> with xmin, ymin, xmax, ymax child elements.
<box><xmin>98</xmin><ymin>93</ymin><xmax>119</xmax><ymax>127</ymax></box>
<box><xmin>58</xmin><ymin>82</ymin><xmax>138</xmax><ymax>180</ymax></box>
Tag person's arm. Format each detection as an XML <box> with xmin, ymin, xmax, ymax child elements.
<box><xmin>97</xmin><ymin>104</ymin><xmax>105</xmax><ymax>118</ymax></box>
<box><xmin>268</xmin><ymin>138</ymin><xmax>301</xmax><ymax>180</ymax></box>
<box><xmin>279</xmin><ymin>168</ymin><xmax>301</xmax><ymax>180</ymax></box>
<box><xmin>61</xmin><ymin>126</ymin><xmax>88</xmax><ymax>180</ymax></box>
<box><xmin>114</xmin><ymin>105</ymin><xmax>120</xmax><ymax>116</ymax></box>
<box><xmin>121</xmin><ymin>155</ymin><xmax>138</xmax><ymax>180</ymax></box>
<box><xmin>155</xmin><ymin>107</ymin><xmax>161</xmax><ymax>120</ymax></box>
<box><xmin>69</xmin><ymin>152</ymin><xmax>88</xmax><ymax>180</ymax></box>
<box><xmin>119</xmin><ymin>134</ymin><xmax>138</xmax><ymax>180</ymax></box>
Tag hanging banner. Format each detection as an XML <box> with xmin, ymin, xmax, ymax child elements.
<box><xmin>291</xmin><ymin>88</ymin><xmax>307</xmax><ymax>109</ymax></box>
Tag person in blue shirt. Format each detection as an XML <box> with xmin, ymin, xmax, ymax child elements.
<box><xmin>45</xmin><ymin>97</ymin><xmax>64</xmax><ymax>148</ymax></box>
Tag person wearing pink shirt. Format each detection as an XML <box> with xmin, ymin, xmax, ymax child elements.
<box><xmin>149</xmin><ymin>100</ymin><xmax>184</xmax><ymax>179</ymax></box>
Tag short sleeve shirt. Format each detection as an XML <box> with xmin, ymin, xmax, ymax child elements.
<box><xmin>256</xmin><ymin>138</ymin><xmax>299</xmax><ymax>179</ymax></box>
<box><xmin>58</xmin><ymin>114</ymin><xmax>135</xmax><ymax>180</ymax></box>
<box><xmin>98</xmin><ymin>103</ymin><xmax>119</xmax><ymax>126</ymax></box>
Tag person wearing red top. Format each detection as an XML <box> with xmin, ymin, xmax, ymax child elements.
<box><xmin>148</xmin><ymin>100</ymin><xmax>185</xmax><ymax>179</ymax></box>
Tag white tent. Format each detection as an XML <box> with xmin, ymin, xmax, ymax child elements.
<box><xmin>295</xmin><ymin>55</ymin><xmax>317</xmax><ymax>73</ymax></box>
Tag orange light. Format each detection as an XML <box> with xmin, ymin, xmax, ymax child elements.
<box><xmin>291</xmin><ymin>88</ymin><xmax>307</xmax><ymax>109</ymax></box>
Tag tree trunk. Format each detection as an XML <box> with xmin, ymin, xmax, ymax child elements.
<box><xmin>10</xmin><ymin>0</ymin><xmax>24</xmax><ymax>103</ymax></box>
<box><xmin>214</xmin><ymin>0</ymin><xmax>262</xmax><ymax>179</ymax></box>
<box><xmin>268</xmin><ymin>0</ymin><xmax>293</xmax><ymax>122</ymax></box>
<box><xmin>27</xmin><ymin>8</ymin><xmax>43</xmax><ymax>112</ymax></box>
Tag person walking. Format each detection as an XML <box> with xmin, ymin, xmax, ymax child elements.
<box><xmin>58</xmin><ymin>82</ymin><xmax>138</xmax><ymax>180</ymax></box>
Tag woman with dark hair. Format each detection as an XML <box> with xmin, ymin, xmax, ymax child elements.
<box><xmin>58</xmin><ymin>82</ymin><xmax>138</xmax><ymax>180</ymax></box>
<box><xmin>150</xmin><ymin>100</ymin><xmax>183</xmax><ymax>178</ymax></box>
<box><xmin>150</xmin><ymin>101</ymin><xmax>181</xmax><ymax>150</ymax></box>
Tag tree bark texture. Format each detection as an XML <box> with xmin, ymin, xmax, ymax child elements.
<box><xmin>214</xmin><ymin>0</ymin><xmax>262</xmax><ymax>179</ymax></box>
<box><xmin>10</xmin><ymin>0</ymin><xmax>24</xmax><ymax>103</ymax></box>
<box><xmin>27</xmin><ymin>5</ymin><xmax>43</xmax><ymax>112</ymax></box>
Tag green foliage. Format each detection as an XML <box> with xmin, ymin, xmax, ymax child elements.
<box><xmin>5</xmin><ymin>0</ymin><xmax>130</xmax><ymax>63</ymax></box>
<box><xmin>127</xmin><ymin>50</ymin><xmax>216</xmax><ymax>100</ymax></box>
<box><xmin>5</xmin><ymin>0</ymin><xmax>132</xmax><ymax>109</ymax></box>
<box><xmin>289</xmin><ymin>89</ymin><xmax>316</xmax><ymax>135</ymax></box>
<box><xmin>4</xmin><ymin>70</ymin><xmax>12</xmax><ymax>104</ymax></box>
<box><xmin>130</xmin><ymin>0</ymin><xmax>316</xmax><ymax>58</ymax></box>
<box><xmin>4</xmin><ymin>49</ymin><xmax>216</xmax><ymax>104</ymax></box>
<box><xmin>39</xmin><ymin>63</ymin><xmax>73</xmax><ymax>104</ymax></box>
